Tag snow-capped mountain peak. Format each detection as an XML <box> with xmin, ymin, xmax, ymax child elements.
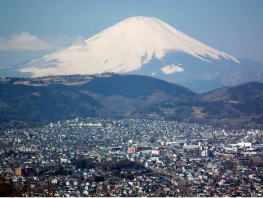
<box><xmin>20</xmin><ymin>16</ymin><xmax>239</xmax><ymax>77</ymax></box>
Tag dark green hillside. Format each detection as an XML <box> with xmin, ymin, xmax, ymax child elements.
<box><xmin>82</xmin><ymin>74</ymin><xmax>194</xmax><ymax>99</ymax></box>
<box><xmin>0</xmin><ymin>74</ymin><xmax>262</xmax><ymax>129</ymax></box>
<box><xmin>139</xmin><ymin>82</ymin><xmax>263</xmax><ymax>129</ymax></box>
<box><xmin>0</xmin><ymin>74</ymin><xmax>195</xmax><ymax>128</ymax></box>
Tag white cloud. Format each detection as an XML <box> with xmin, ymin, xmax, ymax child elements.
<box><xmin>0</xmin><ymin>32</ymin><xmax>52</xmax><ymax>51</ymax></box>
<box><xmin>161</xmin><ymin>64</ymin><xmax>184</xmax><ymax>74</ymax></box>
<box><xmin>0</xmin><ymin>32</ymin><xmax>85</xmax><ymax>51</ymax></box>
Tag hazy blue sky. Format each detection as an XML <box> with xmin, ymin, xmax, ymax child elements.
<box><xmin>0</xmin><ymin>0</ymin><xmax>263</xmax><ymax>67</ymax></box>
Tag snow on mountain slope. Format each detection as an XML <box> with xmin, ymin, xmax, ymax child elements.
<box><xmin>161</xmin><ymin>64</ymin><xmax>184</xmax><ymax>74</ymax></box>
<box><xmin>20</xmin><ymin>16</ymin><xmax>239</xmax><ymax>77</ymax></box>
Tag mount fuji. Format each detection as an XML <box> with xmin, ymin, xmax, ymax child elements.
<box><xmin>3</xmin><ymin>16</ymin><xmax>263</xmax><ymax>92</ymax></box>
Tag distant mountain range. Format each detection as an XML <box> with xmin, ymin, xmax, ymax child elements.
<box><xmin>1</xmin><ymin>16</ymin><xmax>263</xmax><ymax>92</ymax></box>
<box><xmin>0</xmin><ymin>74</ymin><xmax>262</xmax><ymax>129</ymax></box>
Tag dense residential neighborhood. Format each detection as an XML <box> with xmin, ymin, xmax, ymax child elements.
<box><xmin>1</xmin><ymin>117</ymin><xmax>263</xmax><ymax>196</ymax></box>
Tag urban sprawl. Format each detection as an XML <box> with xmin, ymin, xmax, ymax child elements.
<box><xmin>1</xmin><ymin>118</ymin><xmax>263</xmax><ymax>196</ymax></box>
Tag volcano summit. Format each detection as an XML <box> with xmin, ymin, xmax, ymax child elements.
<box><xmin>5</xmin><ymin>16</ymin><xmax>263</xmax><ymax>92</ymax></box>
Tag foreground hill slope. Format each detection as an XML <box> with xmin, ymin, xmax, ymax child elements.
<box><xmin>0</xmin><ymin>74</ymin><xmax>262</xmax><ymax>129</ymax></box>
<box><xmin>0</xmin><ymin>74</ymin><xmax>194</xmax><ymax>128</ymax></box>
<box><xmin>143</xmin><ymin>82</ymin><xmax>263</xmax><ymax>128</ymax></box>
